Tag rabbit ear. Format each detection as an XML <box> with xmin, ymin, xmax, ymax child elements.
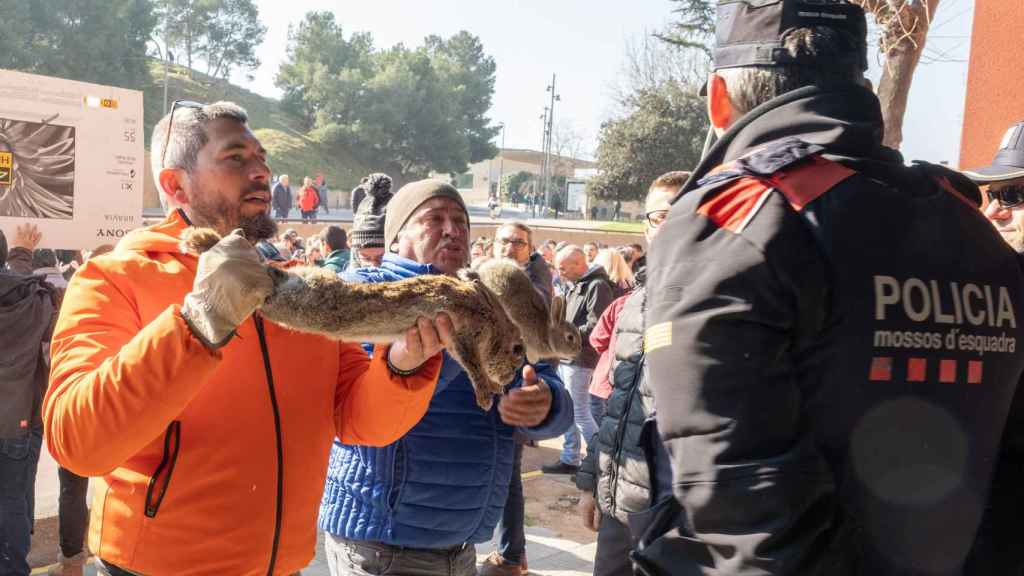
<box><xmin>551</xmin><ymin>295</ymin><xmax>564</xmax><ymax>322</ymax></box>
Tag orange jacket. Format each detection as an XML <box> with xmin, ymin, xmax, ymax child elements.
<box><xmin>299</xmin><ymin>185</ymin><xmax>319</xmax><ymax>211</ymax></box>
<box><xmin>44</xmin><ymin>210</ymin><xmax>440</xmax><ymax>575</ymax></box>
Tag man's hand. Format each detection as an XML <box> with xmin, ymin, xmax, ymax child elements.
<box><xmin>499</xmin><ymin>365</ymin><xmax>553</xmax><ymax>427</ymax></box>
<box><xmin>388</xmin><ymin>314</ymin><xmax>454</xmax><ymax>373</ymax></box>
<box><xmin>181</xmin><ymin>229</ymin><xmax>274</xmax><ymax>349</ymax></box>
<box><xmin>12</xmin><ymin>224</ymin><xmax>42</xmax><ymax>251</ymax></box>
<box><xmin>579</xmin><ymin>491</ymin><xmax>601</xmax><ymax>532</ymax></box>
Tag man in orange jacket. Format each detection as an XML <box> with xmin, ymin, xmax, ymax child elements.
<box><xmin>43</xmin><ymin>100</ymin><xmax>451</xmax><ymax>576</ymax></box>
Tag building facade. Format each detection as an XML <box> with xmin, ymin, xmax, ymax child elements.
<box><xmin>463</xmin><ymin>148</ymin><xmax>597</xmax><ymax>206</ymax></box>
<box><xmin>960</xmin><ymin>3</ymin><xmax>1024</xmax><ymax>170</ymax></box>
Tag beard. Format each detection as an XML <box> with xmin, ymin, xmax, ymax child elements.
<box><xmin>188</xmin><ymin>182</ymin><xmax>278</xmax><ymax>242</ymax></box>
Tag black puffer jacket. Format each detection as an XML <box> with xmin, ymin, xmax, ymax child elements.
<box><xmin>576</xmin><ymin>276</ymin><xmax>655</xmax><ymax>523</ymax></box>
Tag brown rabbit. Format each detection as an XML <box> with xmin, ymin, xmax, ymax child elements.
<box><xmin>465</xmin><ymin>258</ymin><xmax>582</xmax><ymax>364</ymax></box>
<box><xmin>184</xmin><ymin>228</ymin><xmax>525</xmax><ymax>411</ymax></box>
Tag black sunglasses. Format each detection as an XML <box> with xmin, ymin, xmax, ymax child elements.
<box><xmin>161</xmin><ymin>100</ymin><xmax>205</xmax><ymax>169</ymax></box>
<box><xmin>987</xmin><ymin>185</ymin><xmax>1024</xmax><ymax>209</ymax></box>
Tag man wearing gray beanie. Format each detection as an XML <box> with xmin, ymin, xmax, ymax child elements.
<box><xmin>318</xmin><ymin>178</ymin><xmax>572</xmax><ymax>576</ymax></box>
<box><xmin>348</xmin><ymin>173</ymin><xmax>392</xmax><ymax>268</ymax></box>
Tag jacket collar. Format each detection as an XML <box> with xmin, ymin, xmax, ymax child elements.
<box><xmin>380</xmin><ymin>252</ymin><xmax>439</xmax><ymax>278</ymax></box>
<box><xmin>685</xmin><ymin>83</ymin><xmax>894</xmax><ymax>194</ymax></box>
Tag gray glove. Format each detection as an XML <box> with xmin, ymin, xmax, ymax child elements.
<box><xmin>181</xmin><ymin>229</ymin><xmax>274</xmax><ymax>349</ymax></box>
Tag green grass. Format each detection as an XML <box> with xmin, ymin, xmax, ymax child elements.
<box><xmin>140</xmin><ymin>61</ymin><xmax>368</xmax><ymax>186</ymax></box>
<box><xmin>596</xmin><ymin>221</ymin><xmax>646</xmax><ymax>233</ymax></box>
<box><xmin>255</xmin><ymin>128</ymin><xmax>370</xmax><ymax>188</ymax></box>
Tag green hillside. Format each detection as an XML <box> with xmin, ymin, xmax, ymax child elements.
<box><xmin>140</xmin><ymin>61</ymin><xmax>369</xmax><ymax>190</ymax></box>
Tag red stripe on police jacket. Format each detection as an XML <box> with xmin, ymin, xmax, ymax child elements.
<box><xmin>697</xmin><ymin>177</ymin><xmax>770</xmax><ymax>232</ymax></box>
<box><xmin>770</xmin><ymin>156</ymin><xmax>857</xmax><ymax>211</ymax></box>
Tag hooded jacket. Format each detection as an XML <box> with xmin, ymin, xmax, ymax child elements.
<box><xmin>318</xmin><ymin>253</ymin><xmax>573</xmax><ymax>549</ymax></box>
<box><xmin>43</xmin><ymin>210</ymin><xmax>442</xmax><ymax>576</ymax></box>
<box><xmin>643</xmin><ymin>84</ymin><xmax>1024</xmax><ymax>575</ymax></box>
<box><xmin>562</xmin><ymin>265</ymin><xmax>614</xmax><ymax>368</ymax></box>
<box><xmin>0</xmin><ymin>267</ymin><xmax>54</xmax><ymax>439</ymax></box>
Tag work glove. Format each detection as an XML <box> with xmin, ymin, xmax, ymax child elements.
<box><xmin>181</xmin><ymin>229</ymin><xmax>274</xmax><ymax>350</ymax></box>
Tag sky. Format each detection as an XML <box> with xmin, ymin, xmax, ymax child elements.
<box><xmin>239</xmin><ymin>0</ymin><xmax>976</xmax><ymax>166</ymax></box>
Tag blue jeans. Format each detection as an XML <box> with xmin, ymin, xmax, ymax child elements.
<box><xmin>0</xmin><ymin>426</ymin><xmax>43</xmax><ymax>576</ymax></box>
<box><xmin>558</xmin><ymin>364</ymin><xmax>597</xmax><ymax>466</ymax></box>
<box><xmin>496</xmin><ymin>442</ymin><xmax>525</xmax><ymax>565</ymax></box>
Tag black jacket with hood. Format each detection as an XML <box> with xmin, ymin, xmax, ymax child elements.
<box><xmin>642</xmin><ymin>84</ymin><xmax>1024</xmax><ymax>575</ymax></box>
<box><xmin>0</xmin><ymin>247</ymin><xmax>57</xmax><ymax>439</ymax></box>
<box><xmin>562</xmin><ymin>265</ymin><xmax>614</xmax><ymax>369</ymax></box>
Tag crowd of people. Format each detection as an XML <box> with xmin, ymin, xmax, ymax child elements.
<box><xmin>6</xmin><ymin>1</ymin><xmax>1024</xmax><ymax>576</ymax></box>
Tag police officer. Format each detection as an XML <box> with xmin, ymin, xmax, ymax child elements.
<box><xmin>641</xmin><ymin>1</ymin><xmax>1024</xmax><ymax>574</ymax></box>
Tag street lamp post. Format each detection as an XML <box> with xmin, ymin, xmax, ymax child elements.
<box><xmin>497</xmin><ymin>123</ymin><xmax>505</xmax><ymax>203</ymax></box>
<box><xmin>543</xmin><ymin>74</ymin><xmax>560</xmax><ymax>218</ymax></box>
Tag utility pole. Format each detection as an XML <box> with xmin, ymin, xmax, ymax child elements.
<box><xmin>536</xmin><ymin>107</ymin><xmax>548</xmax><ymax>218</ymax></box>
<box><xmin>543</xmin><ymin>74</ymin><xmax>560</xmax><ymax>217</ymax></box>
<box><xmin>497</xmin><ymin>122</ymin><xmax>506</xmax><ymax>201</ymax></box>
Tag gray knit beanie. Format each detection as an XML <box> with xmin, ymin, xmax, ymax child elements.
<box><xmin>350</xmin><ymin>173</ymin><xmax>393</xmax><ymax>249</ymax></box>
<box><xmin>384</xmin><ymin>179</ymin><xmax>468</xmax><ymax>252</ymax></box>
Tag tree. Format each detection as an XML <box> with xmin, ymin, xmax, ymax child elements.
<box><xmin>200</xmin><ymin>0</ymin><xmax>267</xmax><ymax>80</ymax></box>
<box><xmin>424</xmin><ymin>32</ymin><xmax>500</xmax><ymax>167</ymax></box>
<box><xmin>157</xmin><ymin>0</ymin><xmax>212</xmax><ymax>73</ymax></box>
<box><xmin>275</xmin><ymin>11</ymin><xmax>375</xmax><ymax>129</ymax></box>
<box><xmin>548</xmin><ymin>120</ymin><xmax>588</xmax><ymax>176</ymax></box>
<box><xmin>589</xmin><ymin>82</ymin><xmax>708</xmax><ymax>203</ymax></box>
<box><xmin>156</xmin><ymin>0</ymin><xmax>266</xmax><ymax>80</ymax></box>
<box><xmin>0</xmin><ymin>0</ymin><xmax>156</xmax><ymax>89</ymax></box>
<box><xmin>656</xmin><ymin>0</ymin><xmax>715</xmax><ymax>56</ymax></box>
<box><xmin>851</xmin><ymin>0</ymin><xmax>942</xmax><ymax>149</ymax></box>
<box><xmin>276</xmin><ymin>22</ymin><xmax>499</xmax><ymax>182</ymax></box>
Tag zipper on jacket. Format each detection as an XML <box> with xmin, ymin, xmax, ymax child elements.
<box><xmin>254</xmin><ymin>317</ymin><xmax>284</xmax><ymax>576</ymax></box>
<box><xmin>608</xmin><ymin>352</ymin><xmax>645</xmax><ymax>515</ymax></box>
<box><xmin>144</xmin><ymin>421</ymin><xmax>181</xmax><ymax>518</ymax></box>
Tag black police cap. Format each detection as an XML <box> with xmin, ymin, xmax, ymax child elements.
<box><xmin>713</xmin><ymin>0</ymin><xmax>869</xmax><ymax>71</ymax></box>
<box><xmin>963</xmin><ymin>121</ymin><xmax>1024</xmax><ymax>183</ymax></box>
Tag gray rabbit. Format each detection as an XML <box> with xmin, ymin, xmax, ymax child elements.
<box><xmin>463</xmin><ymin>258</ymin><xmax>582</xmax><ymax>364</ymax></box>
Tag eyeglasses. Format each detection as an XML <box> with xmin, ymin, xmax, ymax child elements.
<box><xmin>496</xmin><ymin>237</ymin><xmax>529</xmax><ymax>248</ymax></box>
<box><xmin>161</xmin><ymin>100</ymin><xmax>205</xmax><ymax>169</ymax></box>
<box><xmin>646</xmin><ymin>209</ymin><xmax>670</xmax><ymax>227</ymax></box>
<box><xmin>987</xmin><ymin>185</ymin><xmax>1024</xmax><ymax>209</ymax></box>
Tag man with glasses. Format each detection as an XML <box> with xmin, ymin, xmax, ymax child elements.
<box><xmin>480</xmin><ymin>222</ymin><xmax>554</xmax><ymax>576</ymax></box>
<box><xmin>574</xmin><ymin>171</ymin><xmax>685</xmax><ymax>576</ymax></box>
<box><xmin>962</xmin><ymin>120</ymin><xmax>1024</xmax><ymax>574</ymax></box>
<box><xmin>965</xmin><ymin>121</ymin><xmax>1024</xmax><ymax>252</ymax></box>
<box><xmin>642</xmin><ymin>1</ymin><xmax>1024</xmax><ymax>573</ymax></box>
<box><xmin>43</xmin><ymin>100</ymin><xmax>451</xmax><ymax>575</ymax></box>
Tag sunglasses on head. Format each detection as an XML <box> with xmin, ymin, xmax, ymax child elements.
<box><xmin>160</xmin><ymin>100</ymin><xmax>205</xmax><ymax>169</ymax></box>
<box><xmin>987</xmin><ymin>184</ymin><xmax>1024</xmax><ymax>209</ymax></box>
